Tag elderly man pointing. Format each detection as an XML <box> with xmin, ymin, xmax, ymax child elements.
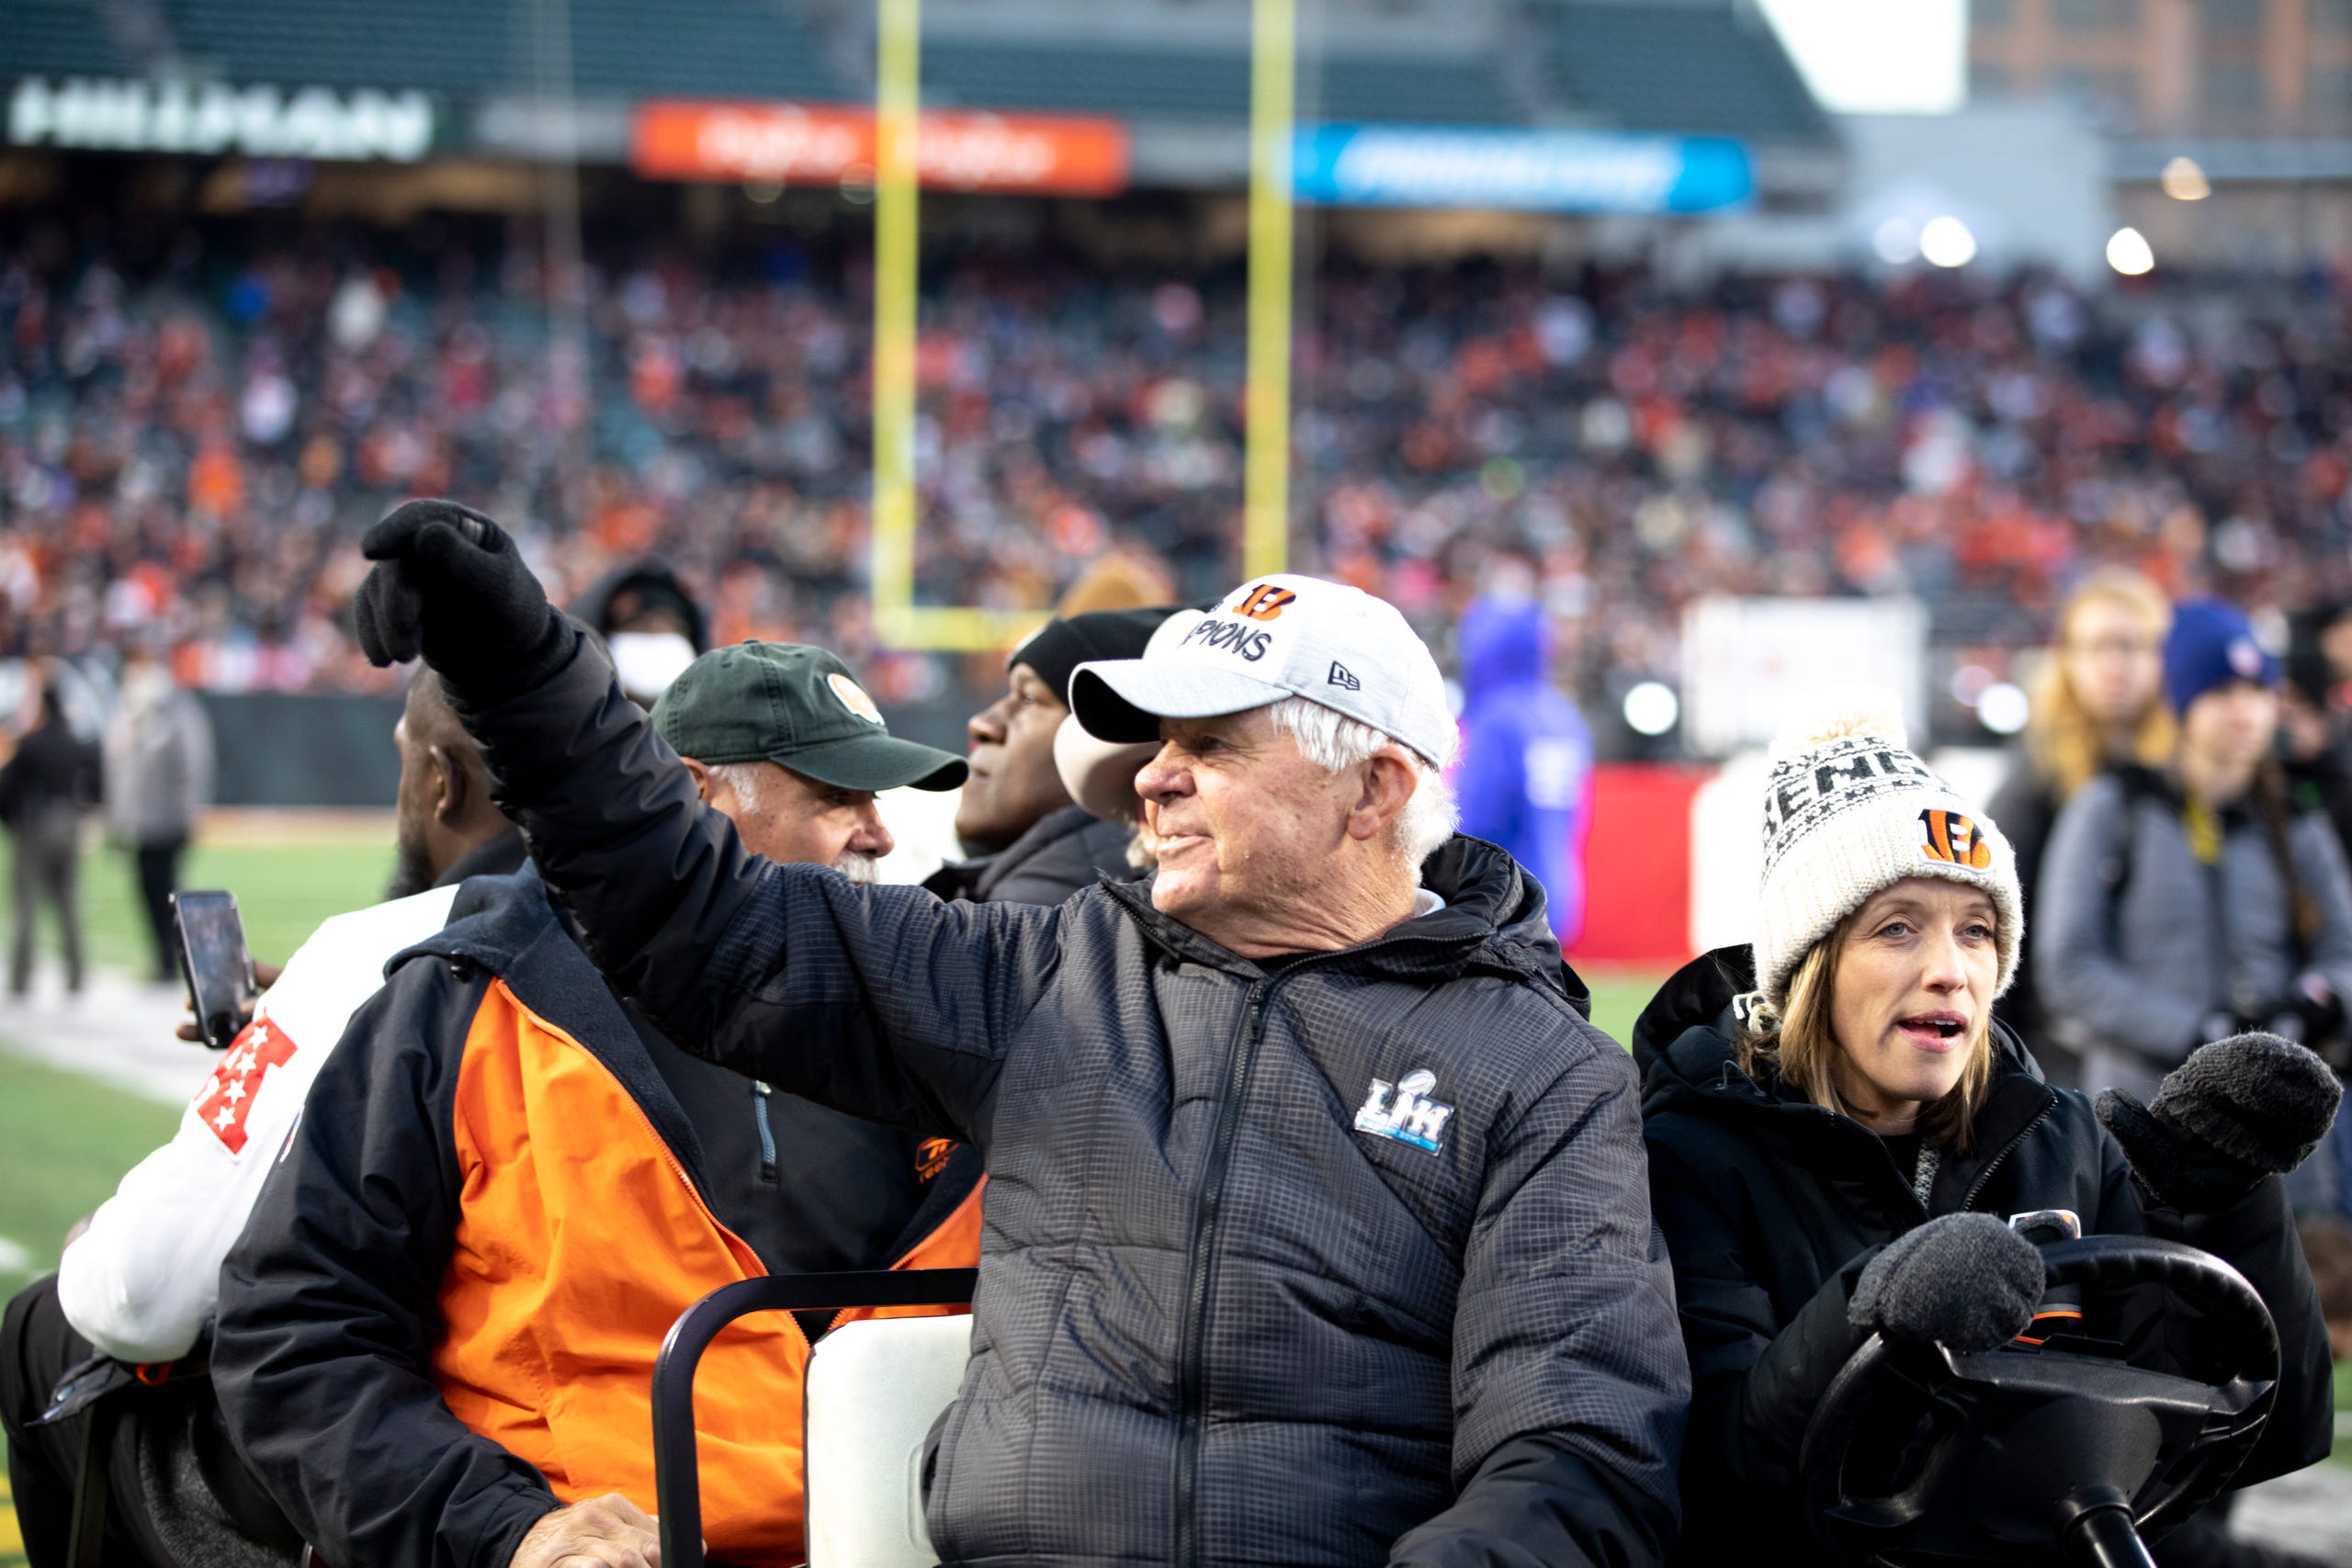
<box><xmin>350</xmin><ymin>501</ymin><xmax>1688</xmax><ymax>1568</ymax></box>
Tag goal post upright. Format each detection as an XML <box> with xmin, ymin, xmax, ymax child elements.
<box><xmin>1244</xmin><ymin>0</ymin><xmax>1296</xmax><ymax>582</ymax></box>
<box><xmin>868</xmin><ymin>0</ymin><xmax>1295</xmax><ymax>651</ymax></box>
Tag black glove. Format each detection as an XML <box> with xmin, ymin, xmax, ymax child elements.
<box><xmin>352</xmin><ymin>499</ymin><xmax>568</xmax><ymax>703</ymax></box>
<box><xmin>2097</xmin><ymin>1032</ymin><xmax>2344</xmax><ymax>1212</ymax></box>
<box><xmin>1849</xmin><ymin>1212</ymin><xmax>2045</xmax><ymax>1352</ymax></box>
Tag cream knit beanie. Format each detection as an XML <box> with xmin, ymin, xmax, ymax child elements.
<box><xmin>1753</xmin><ymin>696</ymin><xmax>2023</xmax><ymax>1009</ymax></box>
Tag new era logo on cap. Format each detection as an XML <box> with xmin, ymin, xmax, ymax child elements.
<box><xmin>1066</xmin><ymin>574</ymin><xmax>1455</xmax><ymax>768</ymax></box>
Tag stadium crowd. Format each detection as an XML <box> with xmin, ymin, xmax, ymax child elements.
<box><xmin>8</xmin><ymin>210</ymin><xmax>2352</xmax><ymax>705</ymax></box>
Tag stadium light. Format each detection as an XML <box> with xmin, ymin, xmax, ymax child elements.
<box><xmin>2160</xmin><ymin>155</ymin><xmax>2211</xmax><ymax>201</ymax></box>
<box><xmin>1918</xmin><ymin>215</ymin><xmax>1976</xmax><ymax>268</ymax></box>
<box><xmin>1871</xmin><ymin>216</ymin><xmax>1919</xmax><ymax>265</ymax></box>
<box><xmin>1976</xmin><ymin>682</ymin><xmax>2030</xmax><ymax>736</ymax></box>
<box><xmin>2106</xmin><ymin>226</ymin><xmax>2155</xmax><ymax>276</ymax></box>
<box><xmin>1623</xmin><ymin>682</ymin><xmax>1679</xmax><ymax>737</ymax></box>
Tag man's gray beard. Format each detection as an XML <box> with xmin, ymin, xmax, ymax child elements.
<box><xmin>832</xmin><ymin>851</ymin><xmax>881</xmax><ymax>886</ymax></box>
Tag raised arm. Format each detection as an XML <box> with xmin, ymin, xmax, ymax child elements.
<box><xmin>351</xmin><ymin>501</ymin><xmax>1055</xmax><ymax>1140</ymax></box>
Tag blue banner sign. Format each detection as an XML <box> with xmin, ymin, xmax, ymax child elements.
<box><xmin>1293</xmin><ymin>125</ymin><xmax>1753</xmax><ymax>214</ymax></box>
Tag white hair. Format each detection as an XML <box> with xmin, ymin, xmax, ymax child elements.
<box><xmin>703</xmin><ymin>759</ymin><xmax>883</xmax><ymax>883</ymax></box>
<box><xmin>702</xmin><ymin>760</ymin><xmax>773</xmax><ymax>816</ymax></box>
<box><xmin>1264</xmin><ymin>696</ymin><xmax>1458</xmax><ymax>876</ymax></box>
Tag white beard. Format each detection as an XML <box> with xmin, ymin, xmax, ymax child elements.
<box><xmin>832</xmin><ymin>851</ymin><xmax>882</xmax><ymax>886</ymax></box>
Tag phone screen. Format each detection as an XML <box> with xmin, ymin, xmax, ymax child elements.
<box><xmin>171</xmin><ymin>890</ymin><xmax>254</xmax><ymax>1051</ymax></box>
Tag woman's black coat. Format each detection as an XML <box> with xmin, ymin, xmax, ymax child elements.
<box><xmin>1631</xmin><ymin>946</ymin><xmax>2335</xmax><ymax>1563</ymax></box>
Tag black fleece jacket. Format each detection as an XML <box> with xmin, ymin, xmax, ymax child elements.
<box><xmin>1631</xmin><ymin>946</ymin><xmax>2334</xmax><ymax>1565</ymax></box>
<box><xmin>921</xmin><ymin>803</ymin><xmax>1136</xmax><ymax>907</ymax></box>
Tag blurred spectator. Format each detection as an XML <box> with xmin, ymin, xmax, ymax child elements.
<box><xmin>0</xmin><ymin>675</ymin><xmax>100</xmax><ymax>995</ymax></box>
<box><xmin>2279</xmin><ymin>600</ymin><xmax>2352</xmax><ymax>862</ymax></box>
<box><xmin>2301</xmin><ymin>1215</ymin><xmax>2352</xmax><ymax>1359</ymax></box>
<box><xmin>103</xmin><ymin>646</ymin><xmax>212</xmax><ymax>983</ymax></box>
<box><xmin>2038</xmin><ymin>601</ymin><xmax>2352</xmax><ymax>1100</ymax></box>
<box><xmin>1453</xmin><ymin>593</ymin><xmax>1593</xmax><ymax>942</ymax></box>
<box><xmin>1988</xmin><ymin>570</ymin><xmax>2175</xmax><ymax>1080</ymax></box>
<box><xmin>571</xmin><ymin>559</ymin><xmax>708</xmax><ymax>707</ymax></box>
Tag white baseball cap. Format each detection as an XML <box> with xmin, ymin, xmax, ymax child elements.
<box><xmin>1069</xmin><ymin>575</ymin><xmax>1454</xmax><ymax>767</ymax></box>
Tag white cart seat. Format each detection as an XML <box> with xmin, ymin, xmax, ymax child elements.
<box><xmin>803</xmin><ymin>1314</ymin><xmax>974</xmax><ymax>1568</ymax></box>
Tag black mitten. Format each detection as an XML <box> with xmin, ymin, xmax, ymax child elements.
<box><xmin>353</xmin><ymin>499</ymin><xmax>568</xmax><ymax>702</ymax></box>
<box><xmin>2097</xmin><ymin>1032</ymin><xmax>2343</xmax><ymax>1212</ymax></box>
<box><xmin>1849</xmin><ymin>1212</ymin><xmax>2045</xmax><ymax>1352</ymax></box>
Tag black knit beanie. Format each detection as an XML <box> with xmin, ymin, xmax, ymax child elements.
<box><xmin>1010</xmin><ymin>607</ymin><xmax>1182</xmax><ymax>708</ymax></box>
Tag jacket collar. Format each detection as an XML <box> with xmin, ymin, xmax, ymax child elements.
<box><xmin>933</xmin><ymin>804</ymin><xmax>1125</xmax><ymax>900</ymax></box>
<box><xmin>1099</xmin><ymin>835</ymin><xmax>1590</xmax><ymax>1013</ymax></box>
<box><xmin>392</xmin><ymin>863</ymin><xmax>718</xmax><ymax>1202</ymax></box>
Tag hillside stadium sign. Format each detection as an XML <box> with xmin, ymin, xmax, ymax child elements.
<box><xmin>7</xmin><ymin>77</ymin><xmax>435</xmax><ymax>162</ymax></box>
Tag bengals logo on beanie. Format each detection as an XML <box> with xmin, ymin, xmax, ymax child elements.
<box><xmin>1751</xmin><ymin>695</ymin><xmax>2025</xmax><ymax>1009</ymax></box>
<box><xmin>1918</xmin><ymin>809</ymin><xmax>1994</xmax><ymax>870</ymax></box>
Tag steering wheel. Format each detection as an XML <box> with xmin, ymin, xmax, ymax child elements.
<box><xmin>1798</xmin><ymin>1234</ymin><xmax>2278</xmax><ymax>1568</ymax></box>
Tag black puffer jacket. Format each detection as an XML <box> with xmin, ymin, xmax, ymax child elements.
<box><xmin>1631</xmin><ymin>947</ymin><xmax>2334</xmax><ymax>1565</ymax></box>
<box><xmin>453</xmin><ymin>629</ymin><xmax>1690</xmax><ymax>1568</ymax></box>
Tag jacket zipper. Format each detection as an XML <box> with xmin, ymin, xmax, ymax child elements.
<box><xmin>752</xmin><ymin>1080</ymin><xmax>777</xmax><ymax>1184</ymax></box>
<box><xmin>1173</xmin><ymin>981</ymin><xmax>1269</xmax><ymax>1568</ymax></box>
<box><xmin>1153</xmin><ymin>929</ymin><xmax>1467</xmax><ymax>1568</ymax></box>
<box><xmin>1960</xmin><ymin>1090</ymin><xmax>2057</xmax><ymax>1213</ymax></box>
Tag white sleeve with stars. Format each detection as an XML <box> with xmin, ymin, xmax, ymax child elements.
<box><xmin>55</xmin><ymin>886</ymin><xmax>461</xmax><ymax>1362</ymax></box>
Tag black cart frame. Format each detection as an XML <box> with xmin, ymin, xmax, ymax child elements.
<box><xmin>651</xmin><ymin>1269</ymin><xmax>978</xmax><ymax>1568</ymax></box>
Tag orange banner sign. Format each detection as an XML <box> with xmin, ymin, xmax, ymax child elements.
<box><xmin>631</xmin><ymin>101</ymin><xmax>1129</xmax><ymax>196</ymax></box>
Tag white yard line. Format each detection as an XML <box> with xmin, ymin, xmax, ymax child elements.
<box><xmin>0</xmin><ymin>973</ymin><xmax>211</xmax><ymax>1106</ymax></box>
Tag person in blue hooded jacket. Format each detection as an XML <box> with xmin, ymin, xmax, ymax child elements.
<box><xmin>1454</xmin><ymin>595</ymin><xmax>1594</xmax><ymax>942</ymax></box>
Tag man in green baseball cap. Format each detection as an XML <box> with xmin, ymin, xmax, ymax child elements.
<box><xmin>653</xmin><ymin>642</ymin><xmax>966</xmax><ymax>883</ymax></box>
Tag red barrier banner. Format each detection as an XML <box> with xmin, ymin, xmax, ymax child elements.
<box><xmin>631</xmin><ymin>100</ymin><xmax>1130</xmax><ymax>196</ymax></box>
<box><xmin>1566</xmin><ymin>763</ymin><xmax>1709</xmax><ymax>968</ymax></box>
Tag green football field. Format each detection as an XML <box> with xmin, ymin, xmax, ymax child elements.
<box><xmin>0</xmin><ymin>822</ymin><xmax>399</xmax><ymax>1303</ymax></box>
<box><xmin>4</xmin><ymin>825</ymin><xmax>401</xmax><ymax>985</ymax></box>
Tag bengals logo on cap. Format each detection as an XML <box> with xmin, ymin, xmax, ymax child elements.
<box><xmin>1232</xmin><ymin>582</ymin><xmax>1297</xmax><ymax>621</ymax></box>
<box><xmin>1918</xmin><ymin>808</ymin><xmax>1994</xmax><ymax>870</ymax></box>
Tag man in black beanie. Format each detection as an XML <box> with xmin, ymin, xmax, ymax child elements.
<box><xmin>927</xmin><ymin>606</ymin><xmax>1177</xmax><ymax>906</ymax></box>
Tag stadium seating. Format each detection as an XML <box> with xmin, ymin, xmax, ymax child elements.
<box><xmin>3</xmin><ymin>212</ymin><xmax>2347</xmax><ymax>734</ymax></box>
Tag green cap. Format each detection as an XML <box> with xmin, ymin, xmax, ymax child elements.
<box><xmin>652</xmin><ymin>641</ymin><xmax>967</xmax><ymax>793</ymax></box>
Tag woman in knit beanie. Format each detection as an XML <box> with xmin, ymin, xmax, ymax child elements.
<box><xmin>1739</xmin><ymin>698</ymin><xmax>2027</xmax><ymax>1157</ymax></box>
<box><xmin>1623</xmin><ymin>695</ymin><xmax>2339</xmax><ymax>1567</ymax></box>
